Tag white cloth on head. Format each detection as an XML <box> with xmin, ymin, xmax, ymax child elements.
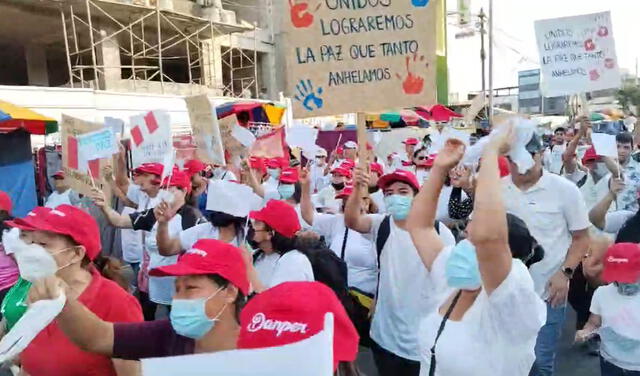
<box><xmin>364</xmin><ymin>214</ymin><xmax>455</xmax><ymax>360</ymax></box>
<box><xmin>590</xmin><ymin>284</ymin><xmax>640</xmax><ymax>371</ymax></box>
<box><xmin>418</xmin><ymin>255</ymin><xmax>546</xmax><ymax>376</ymax></box>
<box><xmin>502</xmin><ymin>173</ymin><xmax>590</xmax><ymax>299</ymax></box>
<box><xmin>253</xmin><ymin>250</ymin><xmax>314</xmax><ymax>288</ymax></box>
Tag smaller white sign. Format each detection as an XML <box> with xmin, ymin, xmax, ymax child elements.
<box><xmin>130</xmin><ymin>110</ymin><xmax>172</xmax><ymax>168</ymax></box>
<box><xmin>76</xmin><ymin>127</ymin><xmax>118</xmax><ymax>172</ymax></box>
<box><xmin>591</xmin><ymin>132</ymin><xmax>618</xmax><ymax>158</ymax></box>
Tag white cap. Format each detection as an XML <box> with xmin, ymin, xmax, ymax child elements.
<box><xmin>316</xmin><ymin>148</ymin><xmax>328</xmax><ymax>157</ymax></box>
<box><xmin>343</xmin><ymin>141</ymin><xmax>357</xmax><ymax>149</ymax></box>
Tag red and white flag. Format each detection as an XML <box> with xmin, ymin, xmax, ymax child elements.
<box><xmin>129</xmin><ymin>110</ymin><xmax>172</xmax><ymax>167</ymax></box>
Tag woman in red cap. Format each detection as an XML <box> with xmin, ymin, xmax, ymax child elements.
<box><xmin>248</xmin><ymin>200</ymin><xmax>314</xmax><ymax>290</ymax></box>
<box><xmin>3</xmin><ymin>205</ymin><xmax>142</xmax><ymax>376</ymax></box>
<box><xmin>575</xmin><ymin>242</ymin><xmax>640</xmax><ymax>375</ymax></box>
<box><xmin>27</xmin><ymin>239</ymin><xmax>249</xmax><ymax>360</ymax></box>
<box><xmin>92</xmin><ymin>171</ymin><xmax>203</xmax><ymax>320</ymax></box>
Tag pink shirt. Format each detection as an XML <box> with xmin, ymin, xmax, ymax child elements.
<box><xmin>0</xmin><ymin>245</ymin><xmax>19</xmax><ymax>291</ymax></box>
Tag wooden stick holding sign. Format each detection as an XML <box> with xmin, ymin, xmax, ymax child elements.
<box><xmin>356</xmin><ymin>112</ymin><xmax>369</xmax><ymax>197</ymax></box>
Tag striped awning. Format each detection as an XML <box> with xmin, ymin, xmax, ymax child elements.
<box><xmin>0</xmin><ymin>100</ymin><xmax>58</xmax><ymax>135</ymax></box>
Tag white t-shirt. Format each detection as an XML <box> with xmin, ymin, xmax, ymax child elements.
<box><xmin>261</xmin><ymin>194</ymin><xmax>312</xmax><ymax>230</ymax></box>
<box><xmin>179</xmin><ymin>222</ymin><xmax>240</xmax><ymax>250</ymax></box>
<box><xmin>316</xmin><ymin>185</ymin><xmax>340</xmax><ymax>212</ymax></box>
<box><xmin>313</xmin><ymin>214</ymin><xmax>377</xmax><ymax>294</ymax></box>
<box><xmin>364</xmin><ymin>214</ymin><xmax>455</xmax><ymax>360</ymax></box>
<box><xmin>564</xmin><ymin>171</ymin><xmax>611</xmax><ymax>210</ymax></box>
<box><xmin>591</xmin><ymin>284</ymin><xmax>640</xmax><ymax>371</ymax></box>
<box><xmin>310</xmin><ymin>163</ymin><xmax>329</xmax><ymax>193</ymax></box>
<box><xmin>502</xmin><ymin>173</ymin><xmax>590</xmax><ymax>299</ymax></box>
<box><xmin>262</xmin><ymin>176</ymin><xmax>279</xmax><ymax>192</ymax></box>
<box><xmin>370</xmin><ymin>189</ymin><xmax>386</xmax><ymax>214</ymax></box>
<box><xmin>45</xmin><ymin>190</ymin><xmax>72</xmax><ymax>208</ymax></box>
<box><xmin>120</xmin><ymin>207</ymin><xmax>143</xmax><ymax>264</ymax></box>
<box><xmin>543</xmin><ymin>144</ymin><xmax>566</xmax><ymax>175</ymax></box>
<box><xmin>253</xmin><ymin>250</ymin><xmax>314</xmax><ymax>288</ymax></box>
<box><xmin>418</xmin><ymin>254</ymin><xmax>546</xmax><ymax>376</ymax></box>
<box><xmin>603</xmin><ymin>210</ymin><xmax>635</xmax><ymax>235</ymax></box>
<box><xmin>212</xmin><ymin>169</ymin><xmax>237</xmax><ymax>181</ymax></box>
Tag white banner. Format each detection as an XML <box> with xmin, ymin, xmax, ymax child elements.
<box><xmin>129</xmin><ymin>110</ymin><xmax>172</xmax><ymax>168</ymax></box>
<box><xmin>77</xmin><ymin>127</ymin><xmax>118</xmax><ymax>172</ymax></box>
<box><xmin>535</xmin><ymin>11</ymin><xmax>621</xmax><ymax>97</ymax></box>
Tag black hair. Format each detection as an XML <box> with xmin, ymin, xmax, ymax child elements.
<box><xmin>0</xmin><ymin>211</ymin><xmax>12</xmax><ymax>233</ymax></box>
<box><xmin>554</xmin><ymin>127</ymin><xmax>566</xmax><ymax>134</ymax></box>
<box><xmin>413</xmin><ymin>145</ymin><xmax>429</xmax><ymax>160</ymax></box>
<box><xmin>262</xmin><ymin>223</ymin><xmax>298</xmax><ymax>254</ymax></box>
<box><xmin>506</xmin><ymin>214</ymin><xmax>544</xmax><ymax>268</ymax></box>
<box><xmin>616</xmin><ymin>132</ymin><xmax>634</xmax><ymax>146</ymax></box>
<box><xmin>279</xmin><ymin>182</ymin><xmax>302</xmax><ymax>204</ymax></box>
<box><xmin>207</xmin><ymin>211</ymin><xmax>247</xmax><ymax>244</ymax></box>
<box><xmin>207</xmin><ymin>274</ymin><xmax>246</xmax><ymax>323</ymax></box>
<box><xmin>236</xmin><ymin>111</ymin><xmax>250</xmax><ymax>124</ymax></box>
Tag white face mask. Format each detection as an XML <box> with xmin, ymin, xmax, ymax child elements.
<box><xmin>2</xmin><ymin>228</ymin><xmax>70</xmax><ymax>282</ymax></box>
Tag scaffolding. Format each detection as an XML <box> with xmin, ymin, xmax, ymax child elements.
<box><xmin>59</xmin><ymin>0</ymin><xmax>260</xmax><ymax>97</ymax></box>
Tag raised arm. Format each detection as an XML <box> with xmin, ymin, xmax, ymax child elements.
<box><xmin>467</xmin><ymin>124</ymin><xmax>513</xmax><ymax>294</ymax></box>
<box><xmin>114</xmin><ymin>144</ymin><xmax>131</xmax><ymax>194</ymax></box>
<box><xmin>588</xmin><ymin>178</ymin><xmax>623</xmax><ymax>230</ymax></box>
<box><xmin>563</xmin><ymin>117</ymin><xmax>588</xmax><ymax>174</ymax></box>
<box><xmin>407</xmin><ymin>139</ymin><xmax>465</xmax><ymax>270</ymax></box>
<box><xmin>241</xmin><ymin>162</ymin><xmax>265</xmax><ymax>198</ymax></box>
<box><xmin>344</xmin><ymin>167</ymin><xmax>372</xmax><ymax>234</ymax></box>
<box><xmin>154</xmin><ymin>202</ymin><xmax>183</xmax><ymax>256</ymax></box>
<box><xmin>29</xmin><ymin>277</ymin><xmax>115</xmax><ymax>356</ymax></box>
<box><xmin>299</xmin><ymin>168</ymin><xmax>315</xmax><ymax>226</ymax></box>
<box><xmin>90</xmin><ymin>188</ymin><xmax>133</xmax><ymax>229</ymax></box>
<box><xmin>103</xmin><ymin>165</ymin><xmax>137</xmax><ymax>208</ymax></box>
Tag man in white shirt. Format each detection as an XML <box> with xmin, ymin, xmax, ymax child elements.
<box><xmin>400</xmin><ymin>138</ymin><xmax>419</xmax><ymax>167</ymax></box>
<box><xmin>345</xmin><ymin>169</ymin><xmax>455</xmax><ymax>376</ymax></box>
<box><xmin>502</xmin><ymin>133</ymin><xmax>590</xmax><ymax>376</ymax></box>
<box><xmin>331</xmin><ymin>141</ymin><xmax>357</xmax><ymax>169</ymax></box>
<box><xmin>602</xmin><ymin>132</ymin><xmax>640</xmax><ymax>212</ymax></box>
<box><xmin>543</xmin><ymin>126</ymin><xmax>567</xmax><ymax>174</ymax></box>
<box><xmin>315</xmin><ymin>166</ymin><xmax>351</xmax><ymax>213</ymax></box>
<box><xmin>45</xmin><ymin>171</ymin><xmax>78</xmax><ymax>208</ymax></box>
<box><xmin>262</xmin><ymin>157</ymin><xmax>286</xmax><ymax>192</ymax></box>
<box><xmin>309</xmin><ymin>148</ymin><xmax>330</xmax><ymax>193</ymax></box>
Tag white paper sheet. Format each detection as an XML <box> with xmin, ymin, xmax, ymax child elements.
<box><xmin>591</xmin><ymin>132</ymin><xmax>618</xmax><ymax>158</ymax></box>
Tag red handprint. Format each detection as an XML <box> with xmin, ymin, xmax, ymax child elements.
<box><xmin>396</xmin><ymin>54</ymin><xmax>427</xmax><ymax>95</ymax></box>
<box><xmin>589</xmin><ymin>69</ymin><xmax>600</xmax><ymax>81</ymax></box>
<box><xmin>584</xmin><ymin>39</ymin><xmax>596</xmax><ymax>51</ymax></box>
<box><xmin>604</xmin><ymin>58</ymin><xmax>616</xmax><ymax>69</ymax></box>
<box><xmin>289</xmin><ymin>0</ymin><xmax>321</xmax><ymax>29</ymax></box>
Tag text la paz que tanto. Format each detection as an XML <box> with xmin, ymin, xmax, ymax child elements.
<box><xmin>294</xmin><ymin>0</ymin><xmax>423</xmax><ymax>88</ymax></box>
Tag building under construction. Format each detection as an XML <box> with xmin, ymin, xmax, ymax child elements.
<box><xmin>0</xmin><ymin>0</ymin><xmax>277</xmax><ymax>99</ymax></box>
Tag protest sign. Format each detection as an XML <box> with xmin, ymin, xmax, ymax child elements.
<box><xmin>129</xmin><ymin>110</ymin><xmax>172</xmax><ymax>168</ymax></box>
<box><xmin>591</xmin><ymin>132</ymin><xmax>617</xmax><ymax>158</ymax></box>
<box><xmin>60</xmin><ymin>115</ymin><xmax>113</xmax><ymax>200</ymax></box>
<box><xmin>283</xmin><ymin>0</ymin><xmax>437</xmax><ymax>117</ymax></box>
<box><xmin>535</xmin><ymin>11</ymin><xmax>621</xmax><ymax>97</ymax></box>
<box><xmin>185</xmin><ymin>95</ymin><xmax>226</xmax><ymax>166</ymax></box>
<box><xmin>141</xmin><ymin>314</ymin><xmax>334</xmax><ymax>376</ymax></box>
<box><xmin>76</xmin><ymin>127</ymin><xmax>118</xmax><ymax>171</ymax></box>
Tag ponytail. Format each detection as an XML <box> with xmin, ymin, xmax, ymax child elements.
<box><xmin>83</xmin><ymin>255</ymin><xmax>130</xmax><ymax>292</ymax></box>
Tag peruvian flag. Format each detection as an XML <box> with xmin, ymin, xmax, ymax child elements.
<box><xmin>129</xmin><ymin>110</ymin><xmax>172</xmax><ymax>167</ymax></box>
<box><xmin>66</xmin><ymin>135</ymin><xmax>101</xmax><ymax>178</ymax></box>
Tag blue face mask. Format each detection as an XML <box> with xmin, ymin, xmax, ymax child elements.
<box><xmin>278</xmin><ymin>184</ymin><xmax>295</xmax><ymax>200</ymax></box>
<box><xmin>616</xmin><ymin>282</ymin><xmax>640</xmax><ymax>296</ymax></box>
<box><xmin>384</xmin><ymin>194</ymin><xmax>413</xmax><ymax>220</ymax></box>
<box><xmin>268</xmin><ymin>168</ymin><xmax>280</xmax><ymax>179</ymax></box>
<box><xmin>170</xmin><ymin>287</ymin><xmax>225</xmax><ymax>339</ymax></box>
<box><xmin>445</xmin><ymin>239</ymin><xmax>482</xmax><ymax>290</ymax></box>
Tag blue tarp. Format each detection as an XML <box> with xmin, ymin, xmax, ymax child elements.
<box><xmin>0</xmin><ymin>160</ymin><xmax>37</xmax><ymax>217</ymax></box>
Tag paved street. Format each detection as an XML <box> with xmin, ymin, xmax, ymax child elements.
<box><xmin>357</xmin><ymin>308</ymin><xmax>600</xmax><ymax>376</ymax></box>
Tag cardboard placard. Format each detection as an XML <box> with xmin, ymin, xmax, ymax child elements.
<box><xmin>283</xmin><ymin>0</ymin><xmax>437</xmax><ymax>117</ymax></box>
<box><xmin>185</xmin><ymin>95</ymin><xmax>226</xmax><ymax>166</ymax></box>
<box><xmin>60</xmin><ymin>115</ymin><xmax>112</xmax><ymax>201</ymax></box>
<box><xmin>535</xmin><ymin>11</ymin><xmax>621</xmax><ymax>97</ymax></box>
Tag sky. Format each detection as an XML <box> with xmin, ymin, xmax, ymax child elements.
<box><xmin>446</xmin><ymin>0</ymin><xmax>640</xmax><ymax>100</ymax></box>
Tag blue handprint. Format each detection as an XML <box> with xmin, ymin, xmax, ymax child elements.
<box><xmin>411</xmin><ymin>0</ymin><xmax>429</xmax><ymax>7</ymax></box>
<box><xmin>294</xmin><ymin>79</ymin><xmax>324</xmax><ymax>111</ymax></box>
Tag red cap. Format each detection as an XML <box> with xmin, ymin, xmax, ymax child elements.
<box><xmin>237</xmin><ymin>281</ymin><xmax>359</xmax><ymax>369</ymax></box>
<box><xmin>336</xmin><ymin>147</ymin><xmax>344</xmax><ymax>155</ymax></box>
<box><xmin>134</xmin><ymin>162</ymin><xmax>163</xmax><ymax>177</ymax></box>
<box><xmin>601</xmin><ymin>243</ymin><xmax>640</xmax><ymax>284</ymax></box>
<box><xmin>335</xmin><ymin>184</ymin><xmax>354</xmax><ymax>199</ymax></box>
<box><xmin>582</xmin><ymin>146</ymin><xmax>601</xmax><ymax>165</ymax></box>
<box><xmin>340</xmin><ymin>159</ymin><xmax>356</xmax><ymax>170</ymax></box>
<box><xmin>266</xmin><ymin>157</ymin><xmax>286</xmax><ymax>169</ymax></box>
<box><xmin>498</xmin><ymin>156</ymin><xmax>510</xmax><ymax>177</ymax></box>
<box><xmin>249</xmin><ymin>156</ymin><xmax>266</xmax><ymax>173</ymax></box>
<box><xmin>249</xmin><ymin>200</ymin><xmax>301</xmax><ymax>238</ymax></box>
<box><xmin>6</xmin><ymin>205</ymin><xmax>101</xmax><ymax>260</ymax></box>
<box><xmin>52</xmin><ymin>170</ymin><xmax>65</xmax><ymax>179</ymax></box>
<box><xmin>184</xmin><ymin>159</ymin><xmax>206</xmax><ymax>176</ymax></box>
<box><xmin>150</xmin><ymin>239</ymin><xmax>249</xmax><ymax>295</ymax></box>
<box><xmin>0</xmin><ymin>191</ymin><xmax>12</xmax><ymax>214</ymax></box>
<box><xmin>370</xmin><ymin>162</ymin><xmax>384</xmax><ymax>176</ymax></box>
<box><xmin>422</xmin><ymin>154</ymin><xmax>437</xmax><ymax>168</ymax></box>
<box><xmin>160</xmin><ymin>171</ymin><xmax>192</xmax><ymax>193</ymax></box>
<box><xmin>330</xmin><ymin>167</ymin><xmax>352</xmax><ymax>179</ymax></box>
<box><xmin>403</xmin><ymin>137</ymin><xmax>419</xmax><ymax>146</ymax></box>
<box><xmin>378</xmin><ymin>169</ymin><xmax>420</xmax><ymax>191</ymax></box>
<box><xmin>279</xmin><ymin>167</ymin><xmax>299</xmax><ymax>184</ymax></box>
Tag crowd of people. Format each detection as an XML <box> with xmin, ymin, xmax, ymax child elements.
<box><xmin>0</xmin><ymin>115</ymin><xmax>639</xmax><ymax>376</ymax></box>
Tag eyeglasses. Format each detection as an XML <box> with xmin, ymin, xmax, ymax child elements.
<box><xmin>417</xmin><ymin>156</ymin><xmax>428</xmax><ymax>160</ymax></box>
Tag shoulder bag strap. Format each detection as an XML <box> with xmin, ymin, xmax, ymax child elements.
<box><xmin>429</xmin><ymin>290</ymin><xmax>463</xmax><ymax>376</ymax></box>
<box><xmin>340</xmin><ymin>226</ymin><xmax>349</xmax><ymax>260</ymax></box>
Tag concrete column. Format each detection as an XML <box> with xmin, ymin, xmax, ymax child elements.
<box><xmin>201</xmin><ymin>38</ymin><xmax>224</xmax><ymax>95</ymax></box>
<box><xmin>96</xmin><ymin>25</ymin><xmax>122</xmax><ymax>90</ymax></box>
<box><xmin>259</xmin><ymin>51</ymin><xmax>277</xmax><ymax>100</ymax></box>
<box><xmin>25</xmin><ymin>45</ymin><xmax>49</xmax><ymax>86</ymax></box>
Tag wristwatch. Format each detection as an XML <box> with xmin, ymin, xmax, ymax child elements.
<box><xmin>562</xmin><ymin>267</ymin><xmax>575</xmax><ymax>280</ymax></box>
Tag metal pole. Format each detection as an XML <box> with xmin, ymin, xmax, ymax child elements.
<box><xmin>130</xmin><ymin>24</ymin><xmax>136</xmax><ymax>90</ymax></box>
<box><xmin>61</xmin><ymin>9</ymin><xmax>74</xmax><ymax>88</ymax></box>
<box><xmin>479</xmin><ymin>8</ymin><xmax>486</xmax><ymax>95</ymax></box>
<box><xmin>85</xmin><ymin>0</ymin><xmax>100</xmax><ymax>89</ymax></box>
<box><xmin>488</xmin><ymin>0</ymin><xmax>494</xmax><ymax>125</ymax></box>
<box><xmin>70</xmin><ymin>5</ymin><xmax>84</xmax><ymax>87</ymax></box>
<box><xmin>156</xmin><ymin>5</ymin><xmax>164</xmax><ymax>93</ymax></box>
<box><xmin>254</xmin><ymin>23</ymin><xmax>259</xmax><ymax>98</ymax></box>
